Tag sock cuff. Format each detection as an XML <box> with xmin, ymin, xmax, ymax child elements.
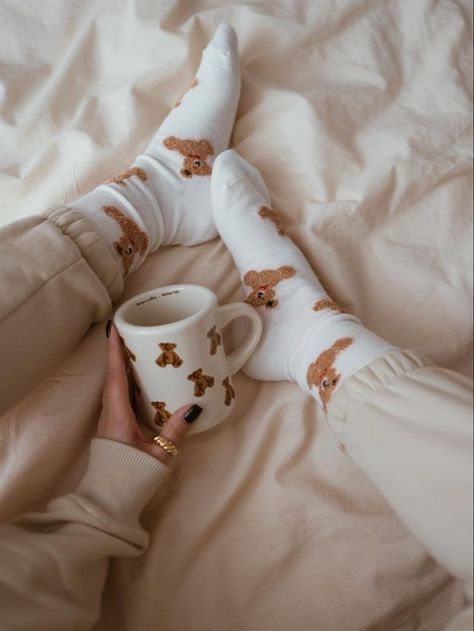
<box><xmin>326</xmin><ymin>349</ymin><xmax>429</xmax><ymax>443</ymax></box>
<box><xmin>288</xmin><ymin>314</ymin><xmax>398</xmax><ymax>408</ymax></box>
<box><xmin>43</xmin><ymin>205</ymin><xmax>124</xmax><ymax>301</ymax></box>
<box><xmin>97</xmin><ymin>177</ymin><xmax>164</xmax><ymax>254</ymax></box>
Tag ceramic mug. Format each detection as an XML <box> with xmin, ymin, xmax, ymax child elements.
<box><xmin>113</xmin><ymin>284</ymin><xmax>263</xmax><ymax>435</ymax></box>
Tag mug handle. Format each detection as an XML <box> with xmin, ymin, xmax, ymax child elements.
<box><xmin>218</xmin><ymin>303</ymin><xmax>263</xmax><ymax>375</ymax></box>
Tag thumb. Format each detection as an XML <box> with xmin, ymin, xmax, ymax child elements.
<box><xmin>149</xmin><ymin>404</ymin><xmax>203</xmax><ymax>465</ymax></box>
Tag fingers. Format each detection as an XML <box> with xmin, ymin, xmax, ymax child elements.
<box><xmin>103</xmin><ymin>322</ymin><xmax>203</xmax><ymax>465</ymax></box>
<box><xmin>105</xmin><ymin>324</ymin><xmax>130</xmax><ymax>395</ymax></box>
<box><xmin>97</xmin><ymin>323</ymin><xmax>137</xmax><ymax>441</ymax></box>
<box><xmin>151</xmin><ymin>404</ymin><xmax>203</xmax><ymax>466</ymax></box>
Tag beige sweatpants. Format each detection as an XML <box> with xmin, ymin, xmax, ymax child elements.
<box><xmin>0</xmin><ymin>208</ymin><xmax>472</xmax><ymax>629</ymax></box>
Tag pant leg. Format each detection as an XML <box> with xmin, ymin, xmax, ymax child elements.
<box><xmin>0</xmin><ymin>206</ymin><xmax>123</xmax><ymax>416</ymax></box>
<box><xmin>328</xmin><ymin>349</ymin><xmax>473</xmax><ymax>599</ymax></box>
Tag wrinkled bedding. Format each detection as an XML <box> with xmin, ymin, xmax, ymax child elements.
<box><xmin>0</xmin><ymin>1</ymin><xmax>472</xmax><ymax>629</ymax></box>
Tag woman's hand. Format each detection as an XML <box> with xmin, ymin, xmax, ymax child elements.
<box><xmin>97</xmin><ymin>323</ymin><xmax>202</xmax><ymax>466</ymax></box>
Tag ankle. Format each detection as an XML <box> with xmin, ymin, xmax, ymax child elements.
<box><xmin>287</xmin><ymin>313</ymin><xmax>397</xmax><ymax>408</ymax></box>
<box><xmin>286</xmin><ymin>310</ymin><xmax>355</xmax><ymax>384</ymax></box>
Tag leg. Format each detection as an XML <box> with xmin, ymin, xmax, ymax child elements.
<box><xmin>211</xmin><ymin>150</ymin><xmax>473</xmax><ymax>601</ymax></box>
<box><xmin>0</xmin><ymin>24</ymin><xmax>241</xmax><ymax>414</ymax></box>
<box><xmin>329</xmin><ymin>350</ymin><xmax>473</xmax><ymax>594</ymax></box>
<box><xmin>68</xmin><ymin>24</ymin><xmax>240</xmax><ymax>275</ymax></box>
<box><xmin>0</xmin><ymin>208</ymin><xmax>121</xmax><ymax>416</ymax></box>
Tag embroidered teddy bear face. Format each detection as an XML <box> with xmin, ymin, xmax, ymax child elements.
<box><xmin>317</xmin><ymin>367</ymin><xmax>340</xmax><ymax>406</ymax></box>
<box><xmin>306</xmin><ymin>337</ymin><xmax>353</xmax><ymax>408</ymax></box>
<box><xmin>243</xmin><ymin>266</ymin><xmax>296</xmax><ymax>309</ymax></box>
<box><xmin>102</xmin><ymin>205</ymin><xmax>149</xmax><ymax>275</ymax></box>
<box><xmin>163</xmin><ymin>136</ymin><xmax>214</xmax><ymax>179</ymax></box>
<box><xmin>114</xmin><ymin>236</ymin><xmax>136</xmax><ymax>273</ymax></box>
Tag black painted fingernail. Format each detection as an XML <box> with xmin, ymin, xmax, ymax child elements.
<box><xmin>184</xmin><ymin>404</ymin><xmax>203</xmax><ymax>423</ymax></box>
<box><xmin>105</xmin><ymin>320</ymin><xmax>112</xmax><ymax>338</ymax></box>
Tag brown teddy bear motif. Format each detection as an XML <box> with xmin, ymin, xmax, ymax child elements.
<box><xmin>109</xmin><ymin>167</ymin><xmax>147</xmax><ymax>187</ymax></box>
<box><xmin>151</xmin><ymin>401</ymin><xmax>171</xmax><ymax>426</ymax></box>
<box><xmin>163</xmin><ymin>136</ymin><xmax>214</xmax><ymax>179</ymax></box>
<box><xmin>258</xmin><ymin>206</ymin><xmax>287</xmax><ymax>237</ymax></box>
<box><xmin>174</xmin><ymin>78</ymin><xmax>198</xmax><ymax>107</ymax></box>
<box><xmin>206</xmin><ymin>325</ymin><xmax>221</xmax><ymax>355</ymax></box>
<box><xmin>102</xmin><ymin>206</ymin><xmax>149</xmax><ymax>276</ymax></box>
<box><xmin>155</xmin><ymin>343</ymin><xmax>183</xmax><ymax>368</ymax></box>
<box><xmin>187</xmin><ymin>368</ymin><xmax>214</xmax><ymax>397</ymax></box>
<box><xmin>306</xmin><ymin>337</ymin><xmax>353</xmax><ymax>408</ymax></box>
<box><xmin>244</xmin><ymin>266</ymin><xmax>296</xmax><ymax>309</ymax></box>
<box><xmin>222</xmin><ymin>376</ymin><xmax>235</xmax><ymax>406</ymax></box>
<box><xmin>313</xmin><ymin>299</ymin><xmax>346</xmax><ymax>314</ymax></box>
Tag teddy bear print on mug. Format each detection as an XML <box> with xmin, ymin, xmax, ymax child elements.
<box><xmin>163</xmin><ymin>136</ymin><xmax>214</xmax><ymax>178</ymax></box>
<box><xmin>222</xmin><ymin>377</ymin><xmax>235</xmax><ymax>406</ymax></box>
<box><xmin>155</xmin><ymin>343</ymin><xmax>183</xmax><ymax>368</ymax></box>
<box><xmin>187</xmin><ymin>369</ymin><xmax>214</xmax><ymax>397</ymax></box>
<box><xmin>206</xmin><ymin>325</ymin><xmax>222</xmax><ymax>355</ymax></box>
<box><xmin>244</xmin><ymin>266</ymin><xmax>296</xmax><ymax>309</ymax></box>
<box><xmin>306</xmin><ymin>337</ymin><xmax>353</xmax><ymax>408</ymax></box>
<box><xmin>151</xmin><ymin>401</ymin><xmax>171</xmax><ymax>426</ymax></box>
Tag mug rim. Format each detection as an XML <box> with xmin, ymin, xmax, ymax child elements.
<box><xmin>114</xmin><ymin>284</ymin><xmax>217</xmax><ymax>334</ymax></box>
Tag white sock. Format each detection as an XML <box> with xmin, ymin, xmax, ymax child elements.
<box><xmin>211</xmin><ymin>150</ymin><xmax>397</xmax><ymax>409</ymax></box>
<box><xmin>69</xmin><ymin>23</ymin><xmax>240</xmax><ymax>275</ymax></box>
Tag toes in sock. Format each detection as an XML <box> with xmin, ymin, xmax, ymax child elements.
<box><xmin>69</xmin><ymin>24</ymin><xmax>240</xmax><ymax>276</ymax></box>
<box><xmin>211</xmin><ymin>150</ymin><xmax>397</xmax><ymax>409</ymax></box>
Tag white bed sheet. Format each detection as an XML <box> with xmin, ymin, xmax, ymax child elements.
<box><xmin>0</xmin><ymin>1</ymin><xmax>472</xmax><ymax>629</ymax></box>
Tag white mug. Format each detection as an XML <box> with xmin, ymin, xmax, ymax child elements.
<box><xmin>113</xmin><ymin>284</ymin><xmax>262</xmax><ymax>435</ymax></box>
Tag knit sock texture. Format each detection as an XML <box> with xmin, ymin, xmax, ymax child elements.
<box><xmin>69</xmin><ymin>24</ymin><xmax>240</xmax><ymax>276</ymax></box>
<box><xmin>211</xmin><ymin>150</ymin><xmax>397</xmax><ymax>409</ymax></box>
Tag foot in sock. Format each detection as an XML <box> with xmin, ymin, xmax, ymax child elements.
<box><xmin>68</xmin><ymin>24</ymin><xmax>240</xmax><ymax>275</ymax></box>
<box><xmin>211</xmin><ymin>150</ymin><xmax>397</xmax><ymax>409</ymax></box>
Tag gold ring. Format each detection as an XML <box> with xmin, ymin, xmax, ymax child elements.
<box><xmin>153</xmin><ymin>435</ymin><xmax>178</xmax><ymax>457</ymax></box>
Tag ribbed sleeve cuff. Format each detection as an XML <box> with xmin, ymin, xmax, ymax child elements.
<box><xmin>76</xmin><ymin>438</ymin><xmax>169</xmax><ymax>524</ymax></box>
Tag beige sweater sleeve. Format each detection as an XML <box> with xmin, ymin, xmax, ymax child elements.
<box><xmin>0</xmin><ymin>438</ymin><xmax>169</xmax><ymax>630</ymax></box>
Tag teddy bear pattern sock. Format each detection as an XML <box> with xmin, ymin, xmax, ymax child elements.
<box><xmin>68</xmin><ymin>24</ymin><xmax>240</xmax><ymax>276</ymax></box>
<box><xmin>211</xmin><ymin>150</ymin><xmax>398</xmax><ymax>409</ymax></box>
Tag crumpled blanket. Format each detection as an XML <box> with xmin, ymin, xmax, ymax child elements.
<box><xmin>0</xmin><ymin>1</ymin><xmax>472</xmax><ymax>629</ymax></box>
